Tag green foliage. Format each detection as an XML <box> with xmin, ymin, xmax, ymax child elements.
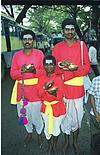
<box><xmin>2</xmin><ymin>5</ymin><xmax>99</xmax><ymax>40</ymax></box>
<box><xmin>27</xmin><ymin>5</ymin><xmax>92</xmax><ymax>37</ymax></box>
<box><xmin>27</xmin><ymin>6</ymin><xmax>67</xmax><ymax>35</ymax></box>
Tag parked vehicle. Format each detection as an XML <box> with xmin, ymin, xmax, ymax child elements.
<box><xmin>1</xmin><ymin>12</ymin><xmax>28</xmax><ymax>79</ymax></box>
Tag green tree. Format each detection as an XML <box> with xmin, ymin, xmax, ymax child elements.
<box><xmin>2</xmin><ymin>4</ymin><xmax>99</xmax><ymax>42</ymax></box>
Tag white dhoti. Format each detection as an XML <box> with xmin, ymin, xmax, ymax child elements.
<box><xmin>61</xmin><ymin>97</ymin><xmax>84</xmax><ymax>135</ymax></box>
<box><xmin>17</xmin><ymin>101</ymin><xmax>43</xmax><ymax>134</ymax></box>
<box><xmin>42</xmin><ymin>113</ymin><xmax>65</xmax><ymax>140</ymax></box>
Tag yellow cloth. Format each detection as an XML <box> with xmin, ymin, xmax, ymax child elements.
<box><xmin>11</xmin><ymin>78</ymin><xmax>38</xmax><ymax>105</ymax></box>
<box><xmin>44</xmin><ymin>100</ymin><xmax>58</xmax><ymax>134</ymax></box>
<box><xmin>64</xmin><ymin>76</ymin><xmax>84</xmax><ymax>86</ymax></box>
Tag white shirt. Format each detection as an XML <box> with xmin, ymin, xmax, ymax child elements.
<box><xmin>89</xmin><ymin>46</ymin><xmax>98</xmax><ymax>65</ymax></box>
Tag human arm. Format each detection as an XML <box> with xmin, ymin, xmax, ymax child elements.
<box><xmin>10</xmin><ymin>53</ymin><xmax>23</xmax><ymax>80</ymax></box>
<box><xmin>52</xmin><ymin>46</ymin><xmax>75</xmax><ymax>79</ymax></box>
<box><xmin>88</xmin><ymin>47</ymin><xmax>98</xmax><ymax>64</ymax></box>
<box><xmin>10</xmin><ymin>55</ymin><xmax>36</xmax><ymax>80</ymax></box>
<box><xmin>37</xmin><ymin>76</ymin><xmax>64</xmax><ymax>101</ymax></box>
<box><xmin>90</xmin><ymin>94</ymin><xmax>100</xmax><ymax>122</ymax></box>
<box><xmin>63</xmin><ymin>41</ymin><xmax>90</xmax><ymax>76</ymax></box>
<box><xmin>52</xmin><ymin>41</ymin><xmax>90</xmax><ymax>80</ymax></box>
<box><xmin>88</xmin><ymin>77</ymin><xmax>100</xmax><ymax>122</ymax></box>
<box><xmin>47</xmin><ymin>76</ymin><xmax>64</xmax><ymax>100</ymax></box>
<box><xmin>72</xmin><ymin>42</ymin><xmax>90</xmax><ymax>76</ymax></box>
<box><xmin>35</xmin><ymin>50</ymin><xmax>45</xmax><ymax>76</ymax></box>
<box><xmin>38</xmin><ymin>82</ymin><xmax>59</xmax><ymax>99</ymax></box>
<box><xmin>10</xmin><ymin>53</ymin><xmax>37</xmax><ymax>81</ymax></box>
<box><xmin>21</xmin><ymin>64</ymin><xmax>36</xmax><ymax>74</ymax></box>
<box><xmin>88</xmin><ymin>48</ymin><xmax>92</xmax><ymax>63</ymax></box>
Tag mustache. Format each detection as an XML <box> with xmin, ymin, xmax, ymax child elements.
<box><xmin>25</xmin><ymin>43</ymin><xmax>30</xmax><ymax>45</ymax></box>
<box><xmin>67</xmin><ymin>33</ymin><xmax>73</xmax><ymax>35</ymax></box>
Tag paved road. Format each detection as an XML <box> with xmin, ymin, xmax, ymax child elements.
<box><xmin>1</xmin><ymin>69</ymin><xmax>99</xmax><ymax>155</ymax></box>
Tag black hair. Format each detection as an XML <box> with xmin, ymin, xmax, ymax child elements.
<box><xmin>21</xmin><ymin>29</ymin><xmax>35</xmax><ymax>40</ymax></box>
<box><xmin>43</xmin><ymin>55</ymin><xmax>56</xmax><ymax>66</ymax></box>
<box><xmin>89</xmin><ymin>41</ymin><xmax>96</xmax><ymax>47</ymax></box>
<box><xmin>62</xmin><ymin>18</ymin><xmax>77</xmax><ymax>30</ymax></box>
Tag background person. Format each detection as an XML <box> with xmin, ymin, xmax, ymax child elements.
<box><xmin>89</xmin><ymin>41</ymin><xmax>99</xmax><ymax>76</ymax></box>
<box><xmin>10</xmin><ymin>29</ymin><xmax>44</xmax><ymax>147</ymax></box>
<box><xmin>88</xmin><ymin>75</ymin><xmax>100</xmax><ymax>155</ymax></box>
<box><xmin>52</xmin><ymin>18</ymin><xmax>90</xmax><ymax>155</ymax></box>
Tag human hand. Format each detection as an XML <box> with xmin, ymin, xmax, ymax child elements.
<box><xmin>43</xmin><ymin>80</ymin><xmax>54</xmax><ymax>90</ymax></box>
<box><xmin>21</xmin><ymin>64</ymin><xmax>27</xmax><ymax>73</ymax></box>
<box><xmin>95</xmin><ymin>112</ymin><xmax>100</xmax><ymax>122</ymax></box>
<box><xmin>58</xmin><ymin>60</ymin><xmax>70</xmax><ymax>70</ymax></box>
<box><xmin>68</xmin><ymin>63</ymin><xmax>78</xmax><ymax>71</ymax></box>
<box><xmin>58</xmin><ymin>60</ymin><xmax>78</xmax><ymax>71</ymax></box>
<box><xmin>26</xmin><ymin>64</ymin><xmax>36</xmax><ymax>74</ymax></box>
<box><xmin>48</xmin><ymin>87</ymin><xmax>58</xmax><ymax>96</ymax></box>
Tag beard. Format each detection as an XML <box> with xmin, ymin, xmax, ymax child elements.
<box><xmin>64</xmin><ymin>33</ymin><xmax>75</xmax><ymax>40</ymax></box>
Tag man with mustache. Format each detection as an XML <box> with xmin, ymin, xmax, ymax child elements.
<box><xmin>10</xmin><ymin>29</ymin><xmax>44</xmax><ymax>147</ymax></box>
<box><xmin>52</xmin><ymin>18</ymin><xmax>90</xmax><ymax>155</ymax></box>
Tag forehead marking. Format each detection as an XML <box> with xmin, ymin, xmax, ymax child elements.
<box><xmin>45</xmin><ymin>60</ymin><xmax>53</xmax><ymax>64</ymax></box>
<box><xmin>65</xmin><ymin>25</ymin><xmax>75</xmax><ymax>29</ymax></box>
<box><xmin>23</xmin><ymin>34</ymin><xmax>33</xmax><ymax>39</ymax></box>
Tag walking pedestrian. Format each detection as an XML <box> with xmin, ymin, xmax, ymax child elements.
<box><xmin>10</xmin><ymin>29</ymin><xmax>44</xmax><ymax>147</ymax></box>
<box><xmin>52</xmin><ymin>18</ymin><xmax>90</xmax><ymax>155</ymax></box>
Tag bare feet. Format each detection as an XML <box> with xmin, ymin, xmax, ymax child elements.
<box><xmin>60</xmin><ymin>143</ymin><xmax>69</xmax><ymax>155</ymax></box>
<box><xmin>45</xmin><ymin>146</ymin><xmax>52</xmax><ymax>155</ymax></box>
<box><xmin>73</xmin><ymin>143</ymin><xmax>81</xmax><ymax>155</ymax></box>
<box><xmin>37</xmin><ymin>134</ymin><xmax>43</xmax><ymax>149</ymax></box>
<box><xmin>52</xmin><ymin>146</ymin><xmax>57</xmax><ymax>155</ymax></box>
<box><xmin>24</xmin><ymin>133</ymin><xmax>32</xmax><ymax>142</ymax></box>
<box><xmin>24</xmin><ymin>133</ymin><xmax>32</xmax><ymax>147</ymax></box>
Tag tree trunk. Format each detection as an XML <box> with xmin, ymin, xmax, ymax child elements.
<box><xmin>16</xmin><ymin>5</ymin><xmax>32</xmax><ymax>24</ymax></box>
<box><xmin>92</xmin><ymin>5</ymin><xmax>100</xmax><ymax>51</ymax></box>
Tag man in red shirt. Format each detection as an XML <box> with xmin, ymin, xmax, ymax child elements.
<box><xmin>10</xmin><ymin>30</ymin><xmax>44</xmax><ymax>147</ymax></box>
<box><xmin>52</xmin><ymin>18</ymin><xmax>90</xmax><ymax>155</ymax></box>
<box><xmin>37</xmin><ymin>55</ymin><xmax>66</xmax><ymax>155</ymax></box>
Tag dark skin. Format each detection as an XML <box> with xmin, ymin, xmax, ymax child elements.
<box><xmin>21</xmin><ymin>64</ymin><xmax>36</xmax><ymax>74</ymax></box>
<box><xmin>43</xmin><ymin>62</ymin><xmax>59</xmax><ymax>155</ymax></box>
<box><xmin>43</xmin><ymin>63</ymin><xmax>58</xmax><ymax>96</ymax></box>
<box><xmin>59</xmin><ymin>28</ymin><xmax>78</xmax><ymax>71</ymax></box>
<box><xmin>43</xmin><ymin>80</ymin><xmax>54</xmax><ymax>90</ymax></box>
<box><xmin>60</xmin><ymin>27</ymin><xmax>81</xmax><ymax>155</ymax></box>
<box><xmin>90</xmin><ymin>95</ymin><xmax>100</xmax><ymax>122</ymax></box>
<box><xmin>48</xmin><ymin>87</ymin><xmax>58</xmax><ymax>97</ymax></box>
<box><xmin>58</xmin><ymin>60</ymin><xmax>78</xmax><ymax>71</ymax></box>
<box><xmin>21</xmin><ymin>35</ymin><xmax>36</xmax><ymax>74</ymax></box>
<box><xmin>20</xmin><ymin>35</ymin><xmax>43</xmax><ymax>147</ymax></box>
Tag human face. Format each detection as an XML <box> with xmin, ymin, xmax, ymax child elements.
<box><xmin>22</xmin><ymin>34</ymin><xmax>33</xmax><ymax>49</ymax></box>
<box><xmin>63</xmin><ymin>25</ymin><xmax>76</xmax><ymax>40</ymax></box>
<box><xmin>44</xmin><ymin>60</ymin><xmax>55</xmax><ymax>75</ymax></box>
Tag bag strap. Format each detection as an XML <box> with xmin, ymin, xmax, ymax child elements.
<box><xmin>80</xmin><ymin>41</ymin><xmax>83</xmax><ymax>66</ymax></box>
<box><xmin>81</xmin><ymin>41</ymin><xmax>89</xmax><ymax>78</ymax></box>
